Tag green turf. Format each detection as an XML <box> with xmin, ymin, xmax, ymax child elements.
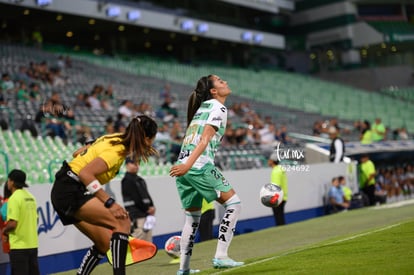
<box><xmin>53</xmin><ymin>200</ymin><xmax>414</xmax><ymax>275</ymax></box>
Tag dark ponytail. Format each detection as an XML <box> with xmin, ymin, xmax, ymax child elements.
<box><xmin>110</xmin><ymin>115</ymin><xmax>158</xmax><ymax>162</ymax></box>
<box><xmin>187</xmin><ymin>75</ymin><xmax>213</xmax><ymax>127</ymax></box>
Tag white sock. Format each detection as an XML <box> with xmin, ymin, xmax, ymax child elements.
<box><xmin>215</xmin><ymin>194</ymin><xmax>241</xmax><ymax>259</ymax></box>
<box><xmin>179</xmin><ymin>210</ymin><xmax>201</xmax><ymax>271</ymax></box>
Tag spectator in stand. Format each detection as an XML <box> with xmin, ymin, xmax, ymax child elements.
<box><xmin>88</xmin><ymin>87</ymin><xmax>102</xmax><ymax>110</ymax></box>
<box><xmin>26</xmin><ymin>61</ymin><xmax>38</xmax><ymax>80</ymax></box>
<box><xmin>104</xmin><ymin>116</ymin><xmax>115</xmax><ymax>134</ymax></box>
<box><xmin>14</xmin><ymin>66</ymin><xmax>31</xmax><ymax>84</ymax></box>
<box><xmin>104</xmin><ymin>84</ymin><xmax>115</xmax><ymax>100</ymax></box>
<box><xmin>327</xmin><ymin>177</ymin><xmax>350</xmax><ymax>213</ymax></box>
<box><xmin>353</xmin><ymin>120</ymin><xmax>362</xmax><ymax>133</ymax></box>
<box><xmin>312</xmin><ymin>120</ymin><xmax>323</xmax><ymax>136</ymax></box>
<box><xmin>405</xmin><ymin>164</ymin><xmax>414</xmax><ymax>196</ymax></box>
<box><xmin>379</xmin><ymin>168</ymin><xmax>400</xmax><ymax>203</ymax></box>
<box><xmin>222</xmin><ymin>122</ymin><xmax>236</xmax><ymax>146</ymax></box>
<box><xmin>62</xmin><ymin>108</ymin><xmax>78</xmax><ymax>139</ymax></box>
<box><xmin>114</xmin><ymin>113</ymin><xmax>127</xmax><ymax>133</ymax></box>
<box><xmin>398</xmin><ymin>127</ymin><xmax>409</xmax><ymax>140</ymax></box>
<box><xmin>396</xmin><ymin>166</ymin><xmax>410</xmax><ymax>199</ymax></box>
<box><xmin>328</xmin><ymin>127</ymin><xmax>345</xmax><ymax>163</ymax></box>
<box><xmin>259</xmin><ymin>123</ymin><xmax>276</xmax><ymax>145</ymax></box>
<box><xmin>65</xmin><ymin>56</ymin><xmax>72</xmax><ymax>68</ymax></box>
<box><xmin>157</xmin><ymin>95</ymin><xmax>178</xmax><ymax>123</ymax></box>
<box><xmin>329</xmin><ymin>118</ymin><xmax>340</xmax><ymax>132</ymax></box>
<box><xmin>56</xmin><ymin>55</ymin><xmax>66</xmax><ymax>71</ymax></box>
<box><xmin>36</xmin><ymin>61</ymin><xmax>49</xmax><ymax>82</ymax></box>
<box><xmin>16</xmin><ymin>81</ymin><xmax>30</xmax><ymax>102</ymax></box>
<box><xmin>170</xmin><ymin>120</ymin><xmax>184</xmax><ymax>143</ymax></box>
<box><xmin>34</xmin><ymin>93</ymin><xmax>68</xmax><ymax>140</ymax></box>
<box><xmin>101</xmin><ymin>84</ymin><xmax>114</xmax><ymax>111</ymax></box>
<box><xmin>28</xmin><ymin>83</ymin><xmax>41</xmax><ymax>102</ymax></box>
<box><xmin>360</xmin><ymin>120</ymin><xmax>372</xmax><ymax>144</ymax></box>
<box><xmin>1</xmin><ymin>73</ymin><xmax>15</xmax><ymax>92</ymax></box>
<box><xmin>73</xmin><ymin>93</ymin><xmax>88</xmax><ymax>108</ymax></box>
<box><xmin>251</xmin><ymin>129</ymin><xmax>262</xmax><ymax>146</ymax></box>
<box><xmin>134</xmin><ymin>101</ymin><xmax>156</xmax><ymax>118</ymax></box>
<box><xmin>233</xmin><ymin>125</ymin><xmax>248</xmax><ymax>145</ymax></box>
<box><xmin>48</xmin><ymin>67</ymin><xmax>66</xmax><ymax>88</ymax></box>
<box><xmin>0</xmin><ymin>87</ymin><xmax>6</xmax><ymax>106</ymax></box>
<box><xmin>160</xmin><ymin>83</ymin><xmax>172</xmax><ymax>100</ymax></box>
<box><xmin>371</xmin><ymin>118</ymin><xmax>386</xmax><ymax>142</ymax></box>
<box><xmin>278</xmin><ymin>125</ymin><xmax>292</xmax><ymax>145</ymax></box>
<box><xmin>155</xmin><ymin>122</ymin><xmax>171</xmax><ymax>141</ymax></box>
<box><xmin>359</xmin><ymin>154</ymin><xmax>376</xmax><ymax>205</ymax></box>
<box><xmin>118</xmin><ymin>100</ymin><xmax>134</xmax><ymax>119</ymax></box>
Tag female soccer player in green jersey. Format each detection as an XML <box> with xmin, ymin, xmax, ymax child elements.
<box><xmin>170</xmin><ymin>75</ymin><xmax>244</xmax><ymax>275</ymax></box>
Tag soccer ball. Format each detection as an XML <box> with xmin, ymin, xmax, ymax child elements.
<box><xmin>260</xmin><ymin>183</ymin><xmax>284</xmax><ymax>207</ymax></box>
<box><xmin>164</xmin><ymin>235</ymin><xmax>181</xmax><ymax>258</ymax></box>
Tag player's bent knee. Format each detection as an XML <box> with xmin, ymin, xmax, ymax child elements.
<box><xmin>217</xmin><ymin>189</ymin><xmax>236</xmax><ymax>204</ymax></box>
<box><xmin>113</xmin><ymin>218</ymin><xmax>131</xmax><ymax>233</ymax></box>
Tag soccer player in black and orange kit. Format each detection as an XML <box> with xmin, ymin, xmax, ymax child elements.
<box><xmin>51</xmin><ymin>115</ymin><xmax>158</xmax><ymax>275</ymax></box>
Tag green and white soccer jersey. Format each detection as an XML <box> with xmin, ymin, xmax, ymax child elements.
<box><xmin>178</xmin><ymin>99</ymin><xmax>227</xmax><ymax>169</ymax></box>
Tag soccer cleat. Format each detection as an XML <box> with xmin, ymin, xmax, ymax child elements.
<box><xmin>212</xmin><ymin>258</ymin><xmax>244</xmax><ymax>269</ymax></box>
<box><xmin>176</xmin><ymin>269</ymin><xmax>200</xmax><ymax>275</ymax></box>
<box><xmin>169</xmin><ymin>257</ymin><xmax>180</xmax><ymax>264</ymax></box>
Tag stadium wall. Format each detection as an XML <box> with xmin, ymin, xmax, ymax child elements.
<box><xmin>0</xmin><ymin>162</ymin><xmax>356</xmax><ymax>274</ymax></box>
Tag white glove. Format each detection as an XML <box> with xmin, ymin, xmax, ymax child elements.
<box><xmin>143</xmin><ymin>215</ymin><xmax>156</xmax><ymax>232</ymax></box>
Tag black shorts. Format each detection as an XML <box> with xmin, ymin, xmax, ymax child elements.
<box><xmin>50</xmin><ymin>161</ymin><xmax>94</xmax><ymax>225</ymax></box>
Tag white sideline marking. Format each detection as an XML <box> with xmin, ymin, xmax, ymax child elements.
<box><xmin>211</xmin><ymin>223</ymin><xmax>402</xmax><ymax>274</ymax></box>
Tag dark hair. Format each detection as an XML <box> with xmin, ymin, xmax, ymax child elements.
<box><xmin>109</xmin><ymin>115</ymin><xmax>158</xmax><ymax>163</ymax></box>
<box><xmin>186</xmin><ymin>75</ymin><xmax>214</xmax><ymax>127</ymax></box>
<box><xmin>362</xmin><ymin>120</ymin><xmax>371</xmax><ymax>133</ymax></box>
<box><xmin>3</xmin><ymin>182</ymin><xmax>11</xmax><ymax>199</ymax></box>
<box><xmin>338</xmin><ymin>175</ymin><xmax>345</xmax><ymax>182</ymax></box>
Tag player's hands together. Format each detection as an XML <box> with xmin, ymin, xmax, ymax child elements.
<box><xmin>109</xmin><ymin>202</ymin><xmax>129</xmax><ymax>219</ymax></box>
<box><xmin>170</xmin><ymin>163</ymin><xmax>190</xmax><ymax>177</ymax></box>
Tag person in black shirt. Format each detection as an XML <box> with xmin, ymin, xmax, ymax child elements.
<box><xmin>121</xmin><ymin>157</ymin><xmax>156</xmax><ymax>242</ymax></box>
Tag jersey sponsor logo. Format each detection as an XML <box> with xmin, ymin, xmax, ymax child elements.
<box><xmin>212</xmin><ymin>116</ymin><xmax>222</xmax><ymax>121</ymax></box>
<box><xmin>220</xmin><ymin>107</ymin><xmax>226</xmax><ymax>113</ymax></box>
<box><xmin>201</xmin><ymin>102</ymin><xmax>212</xmax><ymax>108</ymax></box>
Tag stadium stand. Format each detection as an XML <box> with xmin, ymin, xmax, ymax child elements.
<box><xmin>1</xmin><ymin>42</ymin><xmax>413</xmax><ymax>184</ymax></box>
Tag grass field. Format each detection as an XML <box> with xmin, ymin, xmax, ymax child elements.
<box><xmin>54</xmin><ymin>200</ymin><xmax>414</xmax><ymax>275</ymax></box>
